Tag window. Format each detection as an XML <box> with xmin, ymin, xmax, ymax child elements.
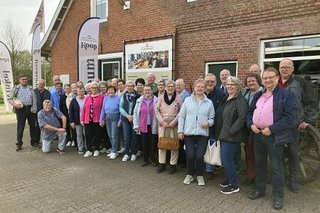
<box><xmin>91</xmin><ymin>0</ymin><xmax>108</xmax><ymax>21</ymax></box>
<box><xmin>261</xmin><ymin>35</ymin><xmax>320</xmax><ymax>83</ymax></box>
<box><xmin>205</xmin><ymin>61</ymin><xmax>238</xmax><ymax>86</ymax></box>
<box><xmin>98</xmin><ymin>53</ymin><xmax>123</xmax><ymax>81</ymax></box>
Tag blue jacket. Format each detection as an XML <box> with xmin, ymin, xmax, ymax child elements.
<box><xmin>178</xmin><ymin>93</ymin><xmax>215</xmax><ymax>137</ymax></box>
<box><xmin>247</xmin><ymin>85</ymin><xmax>298</xmax><ymax>144</ymax></box>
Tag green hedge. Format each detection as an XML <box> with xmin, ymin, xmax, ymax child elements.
<box><xmin>0</xmin><ymin>88</ymin><xmax>4</xmax><ymax>105</ymax></box>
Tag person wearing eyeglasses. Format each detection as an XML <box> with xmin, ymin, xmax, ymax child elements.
<box><xmin>204</xmin><ymin>73</ymin><xmax>226</xmax><ymax>179</ymax></box>
<box><xmin>213</xmin><ymin>76</ymin><xmax>248</xmax><ymax>194</ymax></box>
<box><xmin>278</xmin><ymin>58</ymin><xmax>319</xmax><ymax>193</ymax></box>
<box><xmin>81</xmin><ymin>82</ymin><xmax>104</xmax><ymax>158</ymax></box>
<box><xmin>247</xmin><ymin>67</ymin><xmax>298</xmax><ymax>210</ymax></box>
<box><xmin>9</xmin><ymin>74</ymin><xmax>38</xmax><ymax>151</ymax></box>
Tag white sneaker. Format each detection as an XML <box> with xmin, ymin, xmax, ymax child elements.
<box><xmin>107</xmin><ymin>153</ymin><xmax>111</xmax><ymax>157</ymax></box>
<box><xmin>122</xmin><ymin>154</ymin><xmax>129</xmax><ymax>162</ymax></box>
<box><xmin>71</xmin><ymin>141</ymin><xmax>75</xmax><ymax>146</ymax></box>
<box><xmin>106</xmin><ymin>149</ymin><xmax>112</xmax><ymax>154</ymax></box>
<box><xmin>84</xmin><ymin>151</ymin><xmax>93</xmax><ymax>158</ymax></box>
<box><xmin>131</xmin><ymin>154</ymin><xmax>137</xmax><ymax>161</ymax></box>
<box><xmin>197</xmin><ymin>176</ymin><xmax>205</xmax><ymax>186</ymax></box>
<box><xmin>78</xmin><ymin>151</ymin><xmax>84</xmax><ymax>155</ymax></box>
<box><xmin>183</xmin><ymin>175</ymin><xmax>194</xmax><ymax>185</ymax></box>
<box><xmin>100</xmin><ymin>148</ymin><xmax>107</xmax><ymax>153</ymax></box>
<box><xmin>66</xmin><ymin>141</ymin><xmax>72</xmax><ymax>147</ymax></box>
<box><xmin>118</xmin><ymin>147</ymin><xmax>125</xmax><ymax>154</ymax></box>
<box><xmin>110</xmin><ymin>152</ymin><xmax>117</xmax><ymax>160</ymax></box>
<box><xmin>93</xmin><ymin>150</ymin><xmax>100</xmax><ymax>157</ymax></box>
<box><xmin>137</xmin><ymin>150</ymin><xmax>142</xmax><ymax>157</ymax></box>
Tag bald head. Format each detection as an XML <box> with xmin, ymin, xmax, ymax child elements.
<box><xmin>220</xmin><ymin>69</ymin><xmax>231</xmax><ymax>85</ymax></box>
<box><xmin>249</xmin><ymin>64</ymin><xmax>261</xmax><ymax>75</ymax></box>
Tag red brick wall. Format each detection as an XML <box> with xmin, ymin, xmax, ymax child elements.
<box><xmin>51</xmin><ymin>0</ymin><xmax>320</xmax><ymax>84</ymax></box>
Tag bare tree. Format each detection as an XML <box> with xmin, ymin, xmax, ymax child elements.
<box><xmin>1</xmin><ymin>18</ymin><xmax>26</xmax><ymax>83</ymax></box>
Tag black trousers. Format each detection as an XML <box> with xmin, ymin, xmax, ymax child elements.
<box><xmin>141</xmin><ymin>125</ymin><xmax>157</xmax><ymax>163</ymax></box>
<box><xmin>84</xmin><ymin>122</ymin><xmax>102</xmax><ymax>152</ymax></box>
<box><xmin>15</xmin><ymin>106</ymin><xmax>37</xmax><ymax>146</ymax></box>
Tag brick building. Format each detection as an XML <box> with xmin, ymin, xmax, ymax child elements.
<box><xmin>41</xmin><ymin>0</ymin><xmax>320</xmax><ymax>87</ymax></box>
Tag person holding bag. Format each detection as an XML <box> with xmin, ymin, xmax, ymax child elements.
<box><xmin>155</xmin><ymin>80</ymin><xmax>183</xmax><ymax>174</ymax></box>
<box><xmin>178</xmin><ymin>79</ymin><xmax>215</xmax><ymax>186</ymax></box>
<box><xmin>213</xmin><ymin>76</ymin><xmax>248</xmax><ymax>195</ymax></box>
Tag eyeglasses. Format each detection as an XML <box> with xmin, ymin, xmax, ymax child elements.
<box><xmin>206</xmin><ymin>80</ymin><xmax>216</xmax><ymax>83</ymax></box>
<box><xmin>226</xmin><ymin>83</ymin><xmax>236</xmax><ymax>86</ymax></box>
<box><xmin>262</xmin><ymin>75</ymin><xmax>277</xmax><ymax>80</ymax></box>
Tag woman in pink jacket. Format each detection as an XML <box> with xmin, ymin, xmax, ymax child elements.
<box><xmin>81</xmin><ymin>82</ymin><xmax>104</xmax><ymax>158</ymax></box>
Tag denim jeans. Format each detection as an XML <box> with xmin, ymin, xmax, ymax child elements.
<box><xmin>221</xmin><ymin>141</ymin><xmax>240</xmax><ymax>187</ymax></box>
<box><xmin>42</xmin><ymin>131</ymin><xmax>66</xmax><ymax>153</ymax></box>
<box><xmin>121</xmin><ymin>119</ymin><xmax>136</xmax><ymax>155</ymax></box>
<box><xmin>253</xmin><ymin>133</ymin><xmax>284</xmax><ymax>199</ymax></box>
<box><xmin>106</xmin><ymin>119</ymin><xmax>119</xmax><ymax>154</ymax></box>
<box><xmin>184</xmin><ymin>135</ymin><xmax>208</xmax><ymax>176</ymax></box>
<box><xmin>75</xmin><ymin>125</ymin><xmax>85</xmax><ymax>152</ymax></box>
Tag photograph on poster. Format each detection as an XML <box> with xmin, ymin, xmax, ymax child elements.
<box><xmin>128</xmin><ymin>50</ymin><xmax>169</xmax><ymax>70</ymax></box>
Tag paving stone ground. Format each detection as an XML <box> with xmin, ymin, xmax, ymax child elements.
<box><xmin>0</xmin><ymin>114</ymin><xmax>319</xmax><ymax>213</ymax></box>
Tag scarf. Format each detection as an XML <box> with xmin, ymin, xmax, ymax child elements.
<box><xmin>164</xmin><ymin>91</ymin><xmax>176</xmax><ymax>105</ymax></box>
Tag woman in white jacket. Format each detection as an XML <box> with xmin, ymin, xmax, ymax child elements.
<box><xmin>178</xmin><ymin>79</ymin><xmax>215</xmax><ymax>186</ymax></box>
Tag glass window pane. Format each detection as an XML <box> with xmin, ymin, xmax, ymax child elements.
<box><xmin>96</xmin><ymin>0</ymin><xmax>106</xmax><ymax>19</ymax></box>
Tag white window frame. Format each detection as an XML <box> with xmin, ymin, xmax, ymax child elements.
<box><xmin>205</xmin><ymin>61</ymin><xmax>238</xmax><ymax>76</ymax></box>
<box><xmin>101</xmin><ymin>61</ymin><xmax>121</xmax><ymax>80</ymax></box>
<box><xmin>259</xmin><ymin>34</ymin><xmax>320</xmax><ymax>71</ymax></box>
<box><xmin>90</xmin><ymin>0</ymin><xmax>108</xmax><ymax>23</ymax></box>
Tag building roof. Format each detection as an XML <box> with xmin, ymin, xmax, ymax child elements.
<box><xmin>41</xmin><ymin>0</ymin><xmax>73</xmax><ymax>58</ymax></box>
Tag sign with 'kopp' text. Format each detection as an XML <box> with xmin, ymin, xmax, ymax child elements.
<box><xmin>78</xmin><ymin>18</ymin><xmax>99</xmax><ymax>84</ymax></box>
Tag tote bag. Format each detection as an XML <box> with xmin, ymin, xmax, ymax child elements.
<box><xmin>204</xmin><ymin>139</ymin><xmax>222</xmax><ymax>166</ymax></box>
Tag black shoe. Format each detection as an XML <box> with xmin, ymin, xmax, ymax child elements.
<box><xmin>289</xmin><ymin>181</ymin><xmax>299</xmax><ymax>193</ymax></box>
<box><xmin>31</xmin><ymin>142</ymin><xmax>39</xmax><ymax>147</ymax></box>
<box><xmin>141</xmin><ymin>162</ymin><xmax>149</xmax><ymax>167</ymax></box>
<box><xmin>242</xmin><ymin>178</ymin><xmax>255</xmax><ymax>186</ymax></box>
<box><xmin>168</xmin><ymin>165</ymin><xmax>176</xmax><ymax>174</ymax></box>
<box><xmin>16</xmin><ymin>144</ymin><xmax>22</xmax><ymax>151</ymax></box>
<box><xmin>273</xmin><ymin>198</ymin><xmax>283</xmax><ymax>210</ymax></box>
<box><xmin>157</xmin><ymin>164</ymin><xmax>166</xmax><ymax>173</ymax></box>
<box><xmin>151</xmin><ymin>160</ymin><xmax>159</xmax><ymax>167</ymax></box>
<box><xmin>248</xmin><ymin>191</ymin><xmax>265</xmax><ymax>200</ymax></box>
<box><xmin>221</xmin><ymin>185</ymin><xmax>240</xmax><ymax>194</ymax></box>
<box><xmin>220</xmin><ymin>179</ymin><xmax>229</xmax><ymax>188</ymax></box>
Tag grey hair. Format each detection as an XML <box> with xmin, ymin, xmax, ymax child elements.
<box><xmin>226</xmin><ymin>76</ymin><xmax>242</xmax><ymax>91</ymax></box>
<box><xmin>126</xmin><ymin>80</ymin><xmax>135</xmax><ymax>86</ymax></box>
<box><xmin>165</xmin><ymin>80</ymin><xmax>175</xmax><ymax>87</ymax></box>
<box><xmin>193</xmin><ymin>78</ymin><xmax>207</xmax><ymax>88</ymax></box>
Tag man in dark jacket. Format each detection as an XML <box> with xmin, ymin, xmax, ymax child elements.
<box><xmin>247</xmin><ymin>67</ymin><xmax>298</xmax><ymax>210</ymax></box>
<box><xmin>278</xmin><ymin>58</ymin><xmax>319</xmax><ymax>193</ymax></box>
<box><xmin>34</xmin><ymin>79</ymin><xmax>51</xmax><ymax>146</ymax></box>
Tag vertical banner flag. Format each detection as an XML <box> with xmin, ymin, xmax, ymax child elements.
<box><xmin>30</xmin><ymin>0</ymin><xmax>45</xmax><ymax>34</ymax></box>
<box><xmin>32</xmin><ymin>24</ymin><xmax>41</xmax><ymax>88</ymax></box>
<box><xmin>0</xmin><ymin>41</ymin><xmax>14</xmax><ymax>112</ymax></box>
<box><xmin>78</xmin><ymin>18</ymin><xmax>99</xmax><ymax>83</ymax></box>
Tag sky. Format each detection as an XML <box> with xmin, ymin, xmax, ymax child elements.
<box><xmin>0</xmin><ymin>0</ymin><xmax>60</xmax><ymax>50</ymax></box>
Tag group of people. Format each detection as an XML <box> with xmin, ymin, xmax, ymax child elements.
<box><xmin>9</xmin><ymin>59</ymin><xmax>318</xmax><ymax>210</ymax></box>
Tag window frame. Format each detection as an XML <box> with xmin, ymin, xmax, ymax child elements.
<box><xmin>90</xmin><ymin>0</ymin><xmax>108</xmax><ymax>23</ymax></box>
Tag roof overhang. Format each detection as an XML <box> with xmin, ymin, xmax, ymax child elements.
<box><xmin>41</xmin><ymin>0</ymin><xmax>73</xmax><ymax>58</ymax></box>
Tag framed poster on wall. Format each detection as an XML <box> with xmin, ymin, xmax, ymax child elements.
<box><xmin>125</xmin><ymin>39</ymin><xmax>173</xmax><ymax>81</ymax></box>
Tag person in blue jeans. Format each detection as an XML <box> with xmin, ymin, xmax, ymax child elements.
<box><xmin>119</xmin><ymin>80</ymin><xmax>141</xmax><ymax>162</ymax></box>
<box><xmin>178</xmin><ymin>78</ymin><xmax>215</xmax><ymax>186</ymax></box>
<box><xmin>100</xmin><ymin>86</ymin><xmax>121</xmax><ymax>160</ymax></box>
<box><xmin>213</xmin><ymin>76</ymin><xmax>248</xmax><ymax>195</ymax></box>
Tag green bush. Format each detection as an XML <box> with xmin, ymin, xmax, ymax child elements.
<box><xmin>0</xmin><ymin>88</ymin><xmax>4</xmax><ymax>105</ymax></box>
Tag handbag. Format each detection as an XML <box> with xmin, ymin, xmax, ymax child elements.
<box><xmin>204</xmin><ymin>139</ymin><xmax>222</xmax><ymax>166</ymax></box>
<box><xmin>158</xmin><ymin>128</ymin><xmax>180</xmax><ymax>151</ymax></box>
